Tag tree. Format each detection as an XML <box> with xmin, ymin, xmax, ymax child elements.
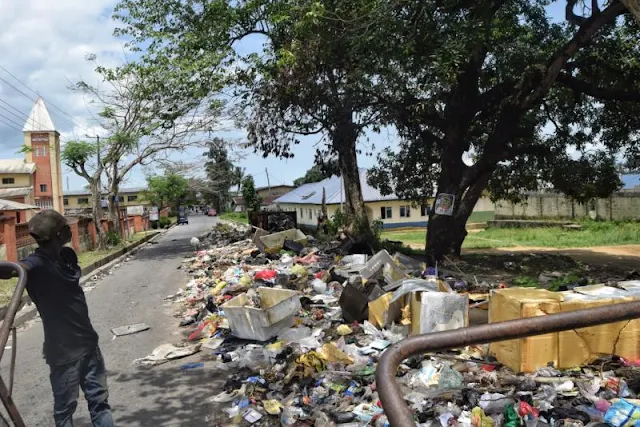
<box><xmin>112</xmin><ymin>0</ymin><xmax>385</xmax><ymax>237</ymax></box>
<box><xmin>241</xmin><ymin>176</ymin><xmax>262</xmax><ymax>213</ymax></box>
<box><xmin>61</xmin><ymin>140</ymin><xmax>107</xmax><ymax>249</ymax></box>
<box><xmin>294</xmin><ymin>166</ymin><xmax>329</xmax><ymax>187</ymax></box>
<box><xmin>72</xmin><ymin>57</ymin><xmax>222</xmax><ymax>236</ymax></box>
<box><xmin>365</xmin><ymin>0</ymin><xmax>640</xmax><ymax>263</ymax></box>
<box><xmin>199</xmin><ymin>138</ymin><xmax>239</xmax><ymax>212</ymax></box>
<box><xmin>143</xmin><ymin>173</ymin><xmax>190</xmax><ymax>213</ymax></box>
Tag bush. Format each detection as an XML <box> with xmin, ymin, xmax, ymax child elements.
<box><xmin>105</xmin><ymin>231</ymin><xmax>121</xmax><ymax>247</ymax></box>
<box><xmin>159</xmin><ymin>217</ymin><xmax>172</xmax><ymax>228</ymax></box>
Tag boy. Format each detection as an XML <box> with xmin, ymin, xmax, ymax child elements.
<box><xmin>0</xmin><ymin>210</ymin><xmax>114</xmax><ymax>427</ymax></box>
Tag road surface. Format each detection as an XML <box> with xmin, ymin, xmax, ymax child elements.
<box><xmin>0</xmin><ymin>214</ymin><xmax>222</xmax><ymax>426</ymax></box>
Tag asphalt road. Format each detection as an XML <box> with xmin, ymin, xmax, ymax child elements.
<box><xmin>0</xmin><ymin>214</ymin><xmax>223</xmax><ymax>426</ymax></box>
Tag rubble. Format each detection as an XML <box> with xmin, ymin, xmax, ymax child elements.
<box><xmin>155</xmin><ymin>222</ymin><xmax>640</xmax><ymax>426</ymax></box>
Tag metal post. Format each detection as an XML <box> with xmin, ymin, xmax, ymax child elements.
<box><xmin>377</xmin><ymin>300</ymin><xmax>640</xmax><ymax>427</ymax></box>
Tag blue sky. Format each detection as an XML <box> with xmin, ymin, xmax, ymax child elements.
<box><xmin>0</xmin><ymin>1</ymin><xmax>566</xmax><ymax>191</ymax></box>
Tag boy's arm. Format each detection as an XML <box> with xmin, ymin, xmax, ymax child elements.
<box><xmin>0</xmin><ymin>262</ymin><xmax>30</xmax><ymax>280</ymax></box>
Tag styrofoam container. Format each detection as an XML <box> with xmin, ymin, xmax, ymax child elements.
<box><xmin>221</xmin><ymin>287</ymin><xmax>301</xmax><ymax>341</ymax></box>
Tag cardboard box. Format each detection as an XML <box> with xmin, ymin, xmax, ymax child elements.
<box><xmin>489</xmin><ymin>286</ymin><xmax>640</xmax><ymax>373</ymax></box>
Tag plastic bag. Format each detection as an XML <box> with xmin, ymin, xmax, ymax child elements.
<box><xmin>504</xmin><ymin>405</ymin><xmax>522</xmax><ymax>427</ymax></box>
<box><xmin>480</xmin><ymin>393</ymin><xmax>515</xmax><ymax>415</ymax></box>
<box><xmin>471</xmin><ymin>407</ymin><xmax>495</xmax><ymax>427</ymax></box>
<box><xmin>604</xmin><ymin>399</ymin><xmax>640</xmax><ymax>427</ymax></box>
<box><xmin>439</xmin><ymin>367</ymin><xmax>463</xmax><ymax>390</ymax></box>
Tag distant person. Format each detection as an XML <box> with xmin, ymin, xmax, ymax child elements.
<box><xmin>0</xmin><ymin>211</ymin><xmax>114</xmax><ymax>427</ymax></box>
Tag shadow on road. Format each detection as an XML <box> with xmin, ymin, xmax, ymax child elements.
<box><xmin>106</xmin><ymin>362</ymin><xmax>226</xmax><ymax>427</ymax></box>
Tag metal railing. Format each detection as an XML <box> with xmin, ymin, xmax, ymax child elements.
<box><xmin>0</xmin><ymin>262</ymin><xmax>27</xmax><ymax>426</ymax></box>
<box><xmin>376</xmin><ymin>300</ymin><xmax>640</xmax><ymax>427</ymax></box>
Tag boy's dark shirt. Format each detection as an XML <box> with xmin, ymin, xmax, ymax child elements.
<box><xmin>21</xmin><ymin>247</ymin><xmax>98</xmax><ymax>366</ymax></box>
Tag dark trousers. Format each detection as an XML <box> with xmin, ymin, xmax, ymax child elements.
<box><xmin>49</xmin><ymin>346</ymin><xmax>114</xmax><ymax>427</ymax></box>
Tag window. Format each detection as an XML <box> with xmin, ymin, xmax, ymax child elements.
<box><xmin>78</xmin><ymin>198</ymin><xmax>89</xmax><ymax>205</ymax></box>
<box><xmin>39</xmin><ymin>184</ymin><xmax>47</xmax><ymax>192</ymax></box>
<box><xmin>63</xmin><ymin>198</ymin><xmax>69</xmax><ymax>206</ymax></box>
<box><xmin>421</xmin><ymin>205</ymin><xmax>430</xmax><ymax>217</ymax></box>
<box><xmin>127</xmin><ymin>195</ymin><xmax>138</xmax><ymax>202</ymax></box>
<box><xmin>400</xmin><ymin>206</ymin><xmax>411</xmax><ymax>218</ymax></box>
<box><xmin>380</xmin><ymin>206</ymin><xmax>392</xmax><ymax>219</ymax></box>
<box><xmin>308</xmin><ymin>209</ymin><xmax>313</xmax><ymax>219</ymax></box>
<box><xmin>34</xmin><ymin>145</ymin><xmax>49</xmax><ymax>157</ymax></box>
<box><xmin>1</xmin><ymin>177</ymin><xmax>15</xmax><ymax>184</ymax></box>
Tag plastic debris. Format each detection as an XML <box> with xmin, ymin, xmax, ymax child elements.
<box><xmin>160</xmin><ymin>223</ymin><xmax>640</xmax><ymax>427</ymax></box>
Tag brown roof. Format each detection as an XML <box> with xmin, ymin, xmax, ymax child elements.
<box><xmin>233</xmin><ymin>196</ymin><xmax>279</xmax><ymax>206</ymax></box>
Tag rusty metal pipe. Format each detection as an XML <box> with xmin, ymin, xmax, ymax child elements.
<box><xmin>0</xmin><ymin>263</ymin><xmax>26</xmax><ymax>364</ymax></box>
<box><xmin>377</xmin><ymin>300</ymin><xmax>640</xmax><ymax>427</ymax></box>
<box><xmin>0</xmin><ymin>262</ymin><xmax>27</xmax><ymax>426</ymax></box>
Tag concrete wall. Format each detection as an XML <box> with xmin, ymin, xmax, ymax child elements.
<box><xmin>495</xmin><ymin>192</ymin><xmax>640</xmax><ymax>220</ymax></box>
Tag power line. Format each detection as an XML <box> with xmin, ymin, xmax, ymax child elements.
<box><xmin>0</xmin><ymin>101</ymin><xmax>27</xmax><ymax>124</ymax></box>
<box><xmin>0</xmin><ymin>66</ymin><xmax>93</xmax><ymax>135</ymax></box>
<box><xmin>0</xmin><ymin>112</ymin><xmax>23</xmax><ymax>131</ymax></box>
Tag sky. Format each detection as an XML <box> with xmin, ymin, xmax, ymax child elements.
<box><xmin>0</xmin><ymin>0</ymin><xmax>566</xmax><ymax>192</ymax></box>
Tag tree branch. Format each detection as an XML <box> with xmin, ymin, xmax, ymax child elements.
<box><xmin>557</xmin><ymin>72</ymin><xmax>640</xmax><ymax>101</ymax></box>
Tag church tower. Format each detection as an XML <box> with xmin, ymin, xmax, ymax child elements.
<box><xmin>22</xmin><ymin>97</ymin><xmax>64</xmax><ymax>213</ymax></box>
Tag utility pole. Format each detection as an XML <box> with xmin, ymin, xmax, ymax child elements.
<box><xmin>265</xmin><ymin>167</ymin><xmax>272</xmax><ymax>196</ymax></box>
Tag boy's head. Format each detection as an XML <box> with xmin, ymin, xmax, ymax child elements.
<box><xmin>28</xmin><ymin>210</ymin><xmax>71</xmax><ymax>247</ymax></box>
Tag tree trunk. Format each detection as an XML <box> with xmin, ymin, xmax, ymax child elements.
<box><xmin>426</xmin><ymin>171</ymin><xmax>491</xmax><ymax>266</ymax></box>
<box><xmin>89</xmin><ymin>180</ymin><xmax>106</xmax><ymax>250</ymax></box>
<box><xmin>335</xmin><ymin>131</ymin><xmax>370</xmax><ymax>237</ymax></box>
<box><xmin>622</xmin><ymin>0</ymin><xmax>640</xmax><ymax>22</ymax></box>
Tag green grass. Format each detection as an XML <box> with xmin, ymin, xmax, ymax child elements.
<box><xmin>0</xmin><ymin>278</ymin><xmax>18</xmax><ymax>306</ymax></box>
<box><xmin>77</xmin><ymin>231</ymin><xmax>154</xmax><ymax>268</ymax></box>
<box><xmin>464</xmin><ymin>220</ymin><xmax>640</xmax><ymax>249</ymax></box>
<box><xmin>383</xmin><ymin>220</ymin><xmax>640</xmax><ymax>250</ymax></box>
<box><xmin>220</xmin><ymin>212</ymin><xmax>249</xmax><ymax>224</ymax></box>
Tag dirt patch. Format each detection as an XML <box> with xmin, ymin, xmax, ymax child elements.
<box><xmin>407</xmin><ymin>245</ymin><xmax>639</xmax><ymax>286</ymax></box>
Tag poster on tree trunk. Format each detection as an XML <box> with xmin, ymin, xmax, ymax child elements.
<box><xmin>434</xmin><ymin>193</ymin><xmax>455</xmax><ymax>216</ymax></box>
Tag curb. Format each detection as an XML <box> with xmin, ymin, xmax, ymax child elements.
<box><xmin>11</xmin><ymin>230</ymin><xmax>165</xmax><ymax>329</ymax></box>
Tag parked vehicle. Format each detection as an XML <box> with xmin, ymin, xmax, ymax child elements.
<box><xmin>207</xmin><ymin>208</ymin><xmax>217</xmax><ymax>217</ymax></box>
<box><xmin>177</xmin><ymin>212</ymin><xmax>189</xmax><ymax>225</ymax></box>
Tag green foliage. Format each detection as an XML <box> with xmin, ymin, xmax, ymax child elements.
<box><xmin>512</xmin><ymin>276</ymin><xmax>540</xmax><ymax>288</ymax></box>
<box><xmin>159</xmin><ymin>216</ymin><xmax>172</xmax><ymax>228</ymax></box>
<box><xmin>294</xmin><ymin>165</ymin><xmax>331</xmax><ymax>187</ymax></box>
<box><xmin>326</xmin><ymin>210</ymin><xmax>348</xmax><ymax>236</ymax></box>
<box><xmin>201</xmin><ymin>138</ymin><xmax>239</xmax><ymax>212</ymax></box>
<box><xmin>61</xmin><ymin>141</ymin><xmax>97</xmax><ymax>172</ymax></box>
<box><xmin>220</xmin><ymin>212</ymin><xmax>249</xmax><ymax>224</ymax></box>
<box><xmin>548</xmin><ymin>272</ymin><xmax>582</xmax><ymax>292</ymax></box>
<box><xmin>241</xmin><ymin>176</ymin><xmax>262</xmax><ymax>212</ymax></box>
<box><xmin>105</xmin><ymin>231</ymin><xmax>121</xmax><ymax>247</ymax></box>
<box><xmin>144</xmin><ymin>173</ymin><xmax>190</xmax><ymax>211</ymax></box>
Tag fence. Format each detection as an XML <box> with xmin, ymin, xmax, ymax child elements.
<box><xmin>14</xmin><ymin>224</ymin><xmax>35</xmax><ymax>249</ymax></box>
<box><xmin>0</xmin><ymin>213</ymin><xmax>151</xmax><ymax>262</ymax></box>
<box><xmin>495</xmin><ymin>192</ymin><xmax>640</xmax><ymax>221</ymax></box>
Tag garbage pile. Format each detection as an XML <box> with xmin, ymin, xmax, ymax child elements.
<box><xmin>160</xmin><ymin>223</ymin><xmax>640</xmax><ymax>427</ymax></box>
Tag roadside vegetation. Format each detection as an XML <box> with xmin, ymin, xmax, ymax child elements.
<box><xmin>220</xmin><ymin>212</ymin><xmax>249</xmax><ymax>224</ymax></box>
<box><xmin>383</xmin><ymin>220</ymin><xmax>640</xmax><ymax>250</ymax></box>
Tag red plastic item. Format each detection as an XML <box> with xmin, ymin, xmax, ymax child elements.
<box><xmin>518</xmin><ymin>401</ymin><xmax>539</xmax><ymax>418</ymax></box>
<box><xmin>254</xmin><ymin>270</ymin><xmax>277</xmax><ymax>281</ymax></box>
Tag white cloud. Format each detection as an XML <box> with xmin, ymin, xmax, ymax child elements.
<box><xmin>0</xmin><ymin>0</ymin><xmax>133</xmax><ymax>190</ymax></box>
<box><xmin>0</xmin><ymin>1</ymin><xmax>399</xmax><ymax>192</ymax></box>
